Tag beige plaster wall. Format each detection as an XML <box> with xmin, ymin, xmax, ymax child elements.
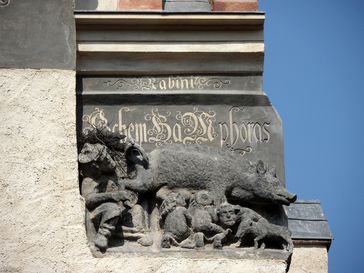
<box><xmin>289</xmin><ymin>246</ymin><xmax>328</xmax><ymax>273</ymax></box>
<box><xmin>0</xmin><ymin>69</ymin><xmax>327</xmax><ymax>273</ymax></box>
<box><xmin>0</xmin><ymin>69</ymin><xmax>81</xmax><ymax>272</ymax></box>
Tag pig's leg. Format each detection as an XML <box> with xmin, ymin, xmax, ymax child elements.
<box><xmin>260</xmin><ymin>241</ymin><xmax>266</xmax><ymax>250</ymax></box>
<box><xmin>254</xmin><ymin>234</ymin><xmax>265</xmax><ymax>249</ymax></box>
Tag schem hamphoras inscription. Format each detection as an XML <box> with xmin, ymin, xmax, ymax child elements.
<box><xmin>81</xmin><ymin>104</ymin><xmax>285</xmax><ymax>185</ymax></box>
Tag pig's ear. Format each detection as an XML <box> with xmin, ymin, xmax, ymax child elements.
<box><xmin>248</xmin><ymin>161</ymin><xmax>255</xmax><ymax>172</ymax></box>
<box><xmin>268</xmin><ymin>166</ymin><xmax>277</xmax><ymax>177</ymax></box>
<box><xmin>125</xmin><ymin>142</ymin><xmax>149</xmax><ymax>168</ymax></box>
<box><xmin>256</xmin><ymin>160</ymin><xmax>266</xmax><ymax>174</ymax></box>
<box><xmin>234</xmin><ymin>205</ymin><xmax>243</xmax><ymax>214</ymax></box>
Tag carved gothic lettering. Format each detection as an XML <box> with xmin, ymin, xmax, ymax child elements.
<box><xmin>82</xmin><ymin>106</ymin><xmax>271</xmax><ymax>154</ymax></box>
<box><xmin>173</xmin><ymin>124</ymin><xmax>183</xmax><ymax>142</ymax></box>
<box><xmin>159</xmin><ymin>80</ymin><xmax>167</xmax><ymax>90</ymax></box>
<box><xmin>263</xmin><ymin>123</ymin><xmax>271</xmax><ymax>142</ymax></box>
<box><xmin>0</xmin><ymin>0</ymin><xmax>10</xmax><ymax>7</ymax></box>
<box><xmin>104</xmin><ymin>76</ymin><xmax>231</xmax><ymax>91</ymax></box>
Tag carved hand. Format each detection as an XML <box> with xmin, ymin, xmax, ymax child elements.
<box><xmin>112</xmin><ymin>191</ymin><xmax>131</xmax><ymax>202</ymax></box>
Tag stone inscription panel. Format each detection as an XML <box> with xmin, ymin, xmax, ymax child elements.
<box><xmin>77</xmin><ymin>75</ymin><xmax>291</xmax><ymax>255</ymax></box>
<box><xmin>81</xmin><ymin>104</ymin><xmax>284</xmax><ymax>183</ymax></box>
<box><xmin>80</xmin><ymin>75</ymin><xmax>262</xmax><ymax>93</ymax></box>
<box><xmin>78</xmin><ymin>75</ymin><xmax>284</xmax><ymax>183</ymax></box>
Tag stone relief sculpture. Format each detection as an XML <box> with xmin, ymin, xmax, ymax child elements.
<box><xmin>236</xmin><ymin>207</ymin><xmax>293</xmax><ymax>251</ymax></box>
<box><xmin>78</xmin><ymin>142</ymin><xmax>138</xmax><ymax>251</ymax></box>
<box><xmin>122</xmin><ymin>144</ymin><xmax>296</xmax><ymax>205</ymax></box>
<box><xmin>188</xmin><ymin>190</ymin><xmax>227</xmax><ymax>249</ymax></box>
<box><xmin>160</xmin><ymin>192</ymin><xmax>193</xmax><ymax>248</ymax></box>
<box><xmin>78</xmin><ymin>129</ymin><xmax>296</xmax><ymax>253</ymax></box>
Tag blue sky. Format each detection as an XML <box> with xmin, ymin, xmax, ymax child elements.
<box><xmin>259</xmin><ymin>0</ymin><xmax>364</xmax><ymax>272</ymax></box>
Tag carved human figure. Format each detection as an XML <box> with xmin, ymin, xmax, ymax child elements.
<box><xmin>160</xmin><ymin>192</ymin><xmax>193</xmax><ymax>248</ymax></box>
<box><xmin>79</xmin><ymin>143</ymin><xmax>137</xmax><ymax>251</ymax></box>
<box><xmin>211</xmin><ymin>202</ymin><xmax>244</xmax><ymax>248</ymax></box>
<box><xmin>188</xmin><ymin>190</ymin><xmax>228</xmax><ymax>248</ymax></box>
<box><xmin>123</xmin><ymin>140</ymin><xmax>156</xmax><ymax>246</ymax></box>
<box><xmin>217</xmin><ymin>202</ymin><xmax>240</xmax><ymax>229</ymax></box>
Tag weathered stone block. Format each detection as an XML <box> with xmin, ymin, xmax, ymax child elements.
<box><xmin>0</xmin><ymin>0</ymin><xmax>75</xmax><ymax>69</ymax></box>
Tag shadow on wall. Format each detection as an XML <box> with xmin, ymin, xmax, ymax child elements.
<box><xmin>75</xmin><ymin>0</ymin><xmax>98</xmax><ymax>10</ymax></box>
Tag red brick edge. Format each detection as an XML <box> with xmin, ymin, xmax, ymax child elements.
<box><xmin>117</xmin><ymin>0</ymin><xmax>258</xmax><ymax>12</ymax></box>
<box><xmin>117</xmin><ymin>0</ymin><xmax>163</xmax><ymax>11</ymax></box>
<box><xmin>213</xmin><ymin>0</ymin><xmax>259</xmax><ymax>12</ymax></box>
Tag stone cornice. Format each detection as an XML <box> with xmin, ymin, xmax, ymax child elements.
<box><xmin>75</xmin><ymin>12</ymin><xmax>265</xmax><ymax>75</ymax></box>
<box><xmin>75</xmin><ymin>12</ymin><xmax>265</xmax><ymax>27</ymax></box>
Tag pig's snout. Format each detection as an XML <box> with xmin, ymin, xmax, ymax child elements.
<box><xmin>277</xmin><ymin>190</ymin><xmax>297</xmax><ymax>205</ymax></box>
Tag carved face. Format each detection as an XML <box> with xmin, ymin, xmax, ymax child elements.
<box><xmin>79</xmin><ymin>143</ymin><xmax>102</xmax><ymax>164</ymax></box>
<box><xmin>78</xmin><ymin>143</ymin><xmax>116</xmax><ymax>173</ymax></box>
<box><xmin>160</xmin><ymin>192</ymin><xmax>187</xmax><ymax>217</ymax></box>
<box><xmin>165</xmin><ymin>192</ymin><xmax>186</xmax><ymax>207</ymax></box>
<box><xmin>218</xmin><ymin>204</ymin><xmax>237</xmax><ymax>227</ymax></box>
<box><xmin>194</xmin><ymin>190</ymin><xmax>213</xmax><ymax>206</ymax></box>
<box><xmin>174</xmin><ymin>193</ymin><xmax>187</xmax><ymax>207</ymax></box>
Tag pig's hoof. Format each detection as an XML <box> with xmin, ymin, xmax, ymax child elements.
<box><xmin>213</xmin><ymin>241</ymin><xmax>223</xmax><ymax>249</ymax></box>
<box><xmin>138</xmin><ymin>235</ymin><xmax>153</xmax><ymax>247</ymax></box>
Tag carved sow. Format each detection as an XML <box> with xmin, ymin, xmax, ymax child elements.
<box><xmin>124</xmin><ymin>144</ymin><xmax>296</xmax><ymax>206</ymax></box>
